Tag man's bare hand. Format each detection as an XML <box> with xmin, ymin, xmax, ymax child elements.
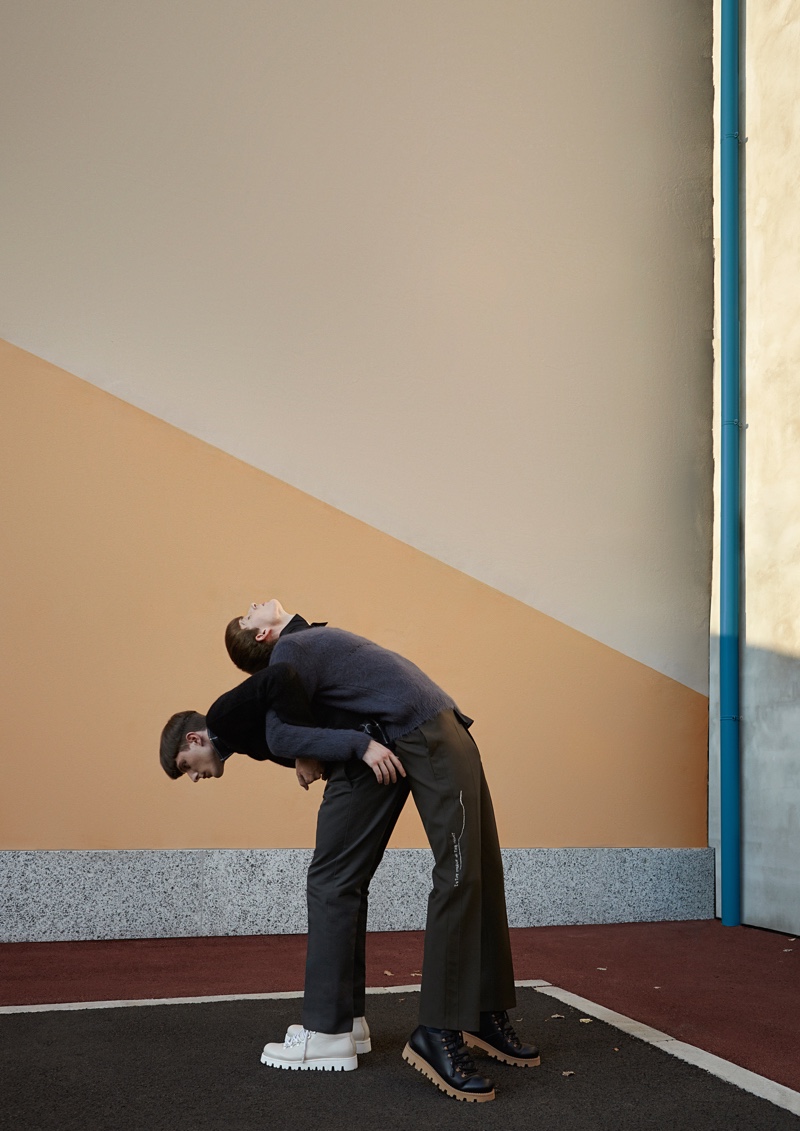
<box><xmin>296</xmin><ymin>758</ymin><xmax>324</xmax><ymax>790</ymax></box>
<box><xmin>362</xmin><ymin>740</ymin><xmax>406</xmax><ymax>785</ymax></box>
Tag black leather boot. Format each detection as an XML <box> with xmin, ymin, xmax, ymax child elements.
<box><xmin>465</xmin><ymin>1011</ymin><xmax>541</xmax><ymax>1067</ymax></box>
<box><xmin>402</xmin><ymin>1026</ymin><xmax>495</xmax><ymax>1102</ymax></box>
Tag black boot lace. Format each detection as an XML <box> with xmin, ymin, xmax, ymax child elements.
<box><xmin>442</xmin><ymin>1030</ymin><xmax>480</xmax><ymax>1079</ymax></box>
<box><xmin>488</xmin><ymin>1011</ymin><xmax>523</xmax><ymax>1050</ymax></box>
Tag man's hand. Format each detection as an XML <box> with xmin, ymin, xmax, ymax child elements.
<box><xmin>296</xmin><ymin>758</ymin><xmax>324</xmax><ymax>790</ymax></box>
<box><xmin>362</xmin><ymin>740</ymin><xmax>406</xmax><ymax>785</ymax></box>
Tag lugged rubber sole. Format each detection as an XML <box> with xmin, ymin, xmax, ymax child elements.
<box><xmin>401</xmin><ymin>1044</ymin><xmax>495</xmax><ymax>1102</ymax></box>
<box><xmin>464</xmin><ymin>1033</ymin><xmax>541</xmax><ymax>1067</ymax></box>
<box><xmin>260</xmin><ymin>1051</ymin><xmax>358</xmax><ymax>1072</ymax></box>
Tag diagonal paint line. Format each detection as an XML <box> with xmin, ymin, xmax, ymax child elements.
<box><xmin>537</xmin><ymin>986</ymin><xmax>800</xmax><ymax>1118</ymax></box>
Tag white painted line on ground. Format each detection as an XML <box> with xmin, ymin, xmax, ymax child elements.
<box><xmin>0</xmin><ymin>986</ymin><xmax>430</xmax><ymax>1014</ymax></box>
<box><xmin>538</xmin><ymin>986</ymin><xmax>800</xmax><ymax>1118</ymax></box>
<box><xmin>0</xmin><ymin>979</ymin><xmax>552</xmax><ymax>1014</ymax></box>
<box><xmin>0</xmin><ymin>990</ymin><xmax>307</xmax><ymax>1014</ymax></box>
<box><xmin>366</xmin><ymin>984</ymin><xmax>421</xmax><ymax>994</ymax></box>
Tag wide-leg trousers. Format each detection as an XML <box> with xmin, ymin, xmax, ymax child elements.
<box><xmin>301</xmin><ymin>709</ymin><xmax>516</xmax><ymax>1034</ymax></box>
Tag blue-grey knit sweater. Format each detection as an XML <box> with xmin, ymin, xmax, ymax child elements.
<box><xmin>266</xmin><ymin>626</ymin><xmax>455</xmax><ymax>762</ymax></box>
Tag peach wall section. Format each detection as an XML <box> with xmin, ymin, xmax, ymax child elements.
<box><xmin>0</xmin><ymin>341</ymin><xmax>708</xmax><ymax>849</ymax></box>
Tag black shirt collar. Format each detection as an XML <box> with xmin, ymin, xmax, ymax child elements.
<box><xmin>279</xmin><ymin>614</ymin><xmax>327</xmax><ymax>637</ymax></box>
<box><xmin>207</xmin><ymin>729</ymin><xmax>234</xmax><ymax>762</ymax></box>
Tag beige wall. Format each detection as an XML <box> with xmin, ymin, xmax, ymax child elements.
<box><xmin>0</xmin><ymin>342</ymin><xmax>708</xmax><ymax>850</ymax></box>
<box><xmin>0</xmin><ymin>0</ymin><xmax>713</xmax><ymax>692</ymax></box>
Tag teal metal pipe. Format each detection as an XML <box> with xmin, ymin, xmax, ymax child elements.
<box><xmin>719</xmin><ymin>0</ymin><xmax>741</xmax><ymax>926</ymax></box>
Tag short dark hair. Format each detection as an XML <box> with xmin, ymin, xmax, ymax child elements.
<box><xmin>225</xmin><ymin>617</ymin><xmax>277</xmax><ymax>674</ymax></box>
<box><xmin>160</xmin><ymin>710</ymin><xmax>207</xmax><ymax>779</ymax></box>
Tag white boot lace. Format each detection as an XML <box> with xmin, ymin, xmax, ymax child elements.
<box><xmin>284</xmin><ymin>1028</ymin><xmax>315</xmax><ymax>1049</ymax></box>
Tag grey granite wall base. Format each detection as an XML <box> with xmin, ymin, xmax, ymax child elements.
<box><xmin>0</xmin><ymin>848</ymin><xmax>715</xmax><ymax>943</ymax></box>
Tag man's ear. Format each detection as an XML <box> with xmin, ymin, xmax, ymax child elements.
<box><xmin>255</xmin><ymin>628</ymin><xmax>271</xmax><ymax>643</ymax></box>
<box><xmin>185</xmin><ymin>731</ymin><xmax>205</xmax><ymax>747</ymax></box>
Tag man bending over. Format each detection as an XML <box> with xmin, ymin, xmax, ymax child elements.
<box><xmin>160</xmin><ymin>656</ymin><xmax>404</xmax><ymax>1055</ymax></box>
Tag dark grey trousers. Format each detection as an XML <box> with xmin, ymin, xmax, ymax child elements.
<box><xmin>301</xmin><ymin>709</ymin><xmax>516</xmax><ymax>1034</ymax></box>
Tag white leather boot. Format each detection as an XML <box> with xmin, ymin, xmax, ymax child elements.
<box><xmin>286</xmin><ymin>1016</ymin><xmax>371</xmax><ymax>1054</ymax></box>
<box><xmin>260</xmin><ymin>1027</ymin><xmax>358</xmax><ymax>1072</ymax></box>
<box><xmin>351</xmin><ymin>1016</ymin><xmax>371</xmax><ymax>1054</ymax></box>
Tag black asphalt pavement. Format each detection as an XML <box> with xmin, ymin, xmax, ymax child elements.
<box><xmin>1</xmin><ymin>988</ymin><xmax>797</xmax><ymax>1131</ymax></box>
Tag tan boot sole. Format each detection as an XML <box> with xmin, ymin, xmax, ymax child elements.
<box><xmin>401</xmin><ymin>1044</ymin><xmax>495</xmax><ymax>1102</ymax></box>
<box><xmin>465</xmin><ymin>1033</ymin><xmax>541</xmax><ymax>1067</ymax></box>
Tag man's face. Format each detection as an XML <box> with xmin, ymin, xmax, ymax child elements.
<box><xmin>239</xmin><ymin>599</ymin><xmax>287</xmax><ymax>642</ymax></box>
<box><xmin>177</xmin><ymin>732</ymin><xmax>225</xmax><ymax>782</ymax></box>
